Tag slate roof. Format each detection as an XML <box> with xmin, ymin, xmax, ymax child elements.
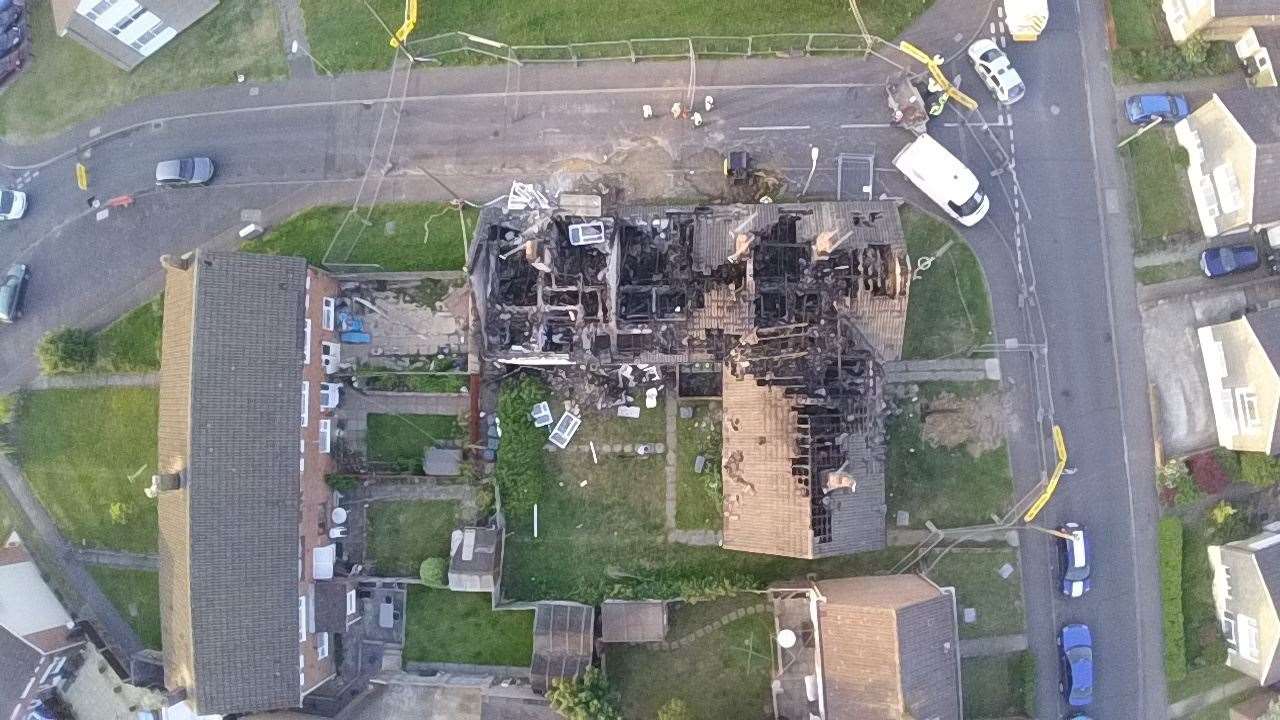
<box><xmin>816</xmin><ymin>575</ymin><xmax>961</xmax><ymax>720</ymax></box>
<box><xmin>1216</xmin><ymin>0</ymin><xmax>1280</xmax><ymax>17</ymax></box>
<box><xmin>0</xmin><ymin>624</ymin><xmax>40</xmax><ymax>717</ymax></box>
<box><xmin>1245</xmin><ymin>307</ymin><xmax>1280</xmax><ymax>452</ymax></box>
<box><xmin>157</xmin><ymin>251</ymin><xmax>308</xmax><ymax>715</ymax></box>
<box><xmin>1219</xmin><ymin>89</ymin><xmax>1280</xmax><ymax>224</ymax></box>
<box><xmin>314</xmin><ymin>581</ymin><xmax>352</xmax><ymax>635</ymax></box>
<box><xmin>600</xmin><ymin>601</ymin><xmax>667</xmax><ymax>643</ymax></box>
<box><xmin>530</xmin><ymin>602</ymin><xmax>594</xmax><ymax>694</ymax></box>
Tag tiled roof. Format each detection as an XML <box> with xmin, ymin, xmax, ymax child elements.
<box><xmin>0</xmin><ymin>625</ymin><xmax>40</xmax><ymax>716</ymax></box>
<box><xmin>1219</xmin><ymin>89</ymin><xmax>1280</xmax><ymax>224</ymax></box>
<box><xmin>157</xmin><ymin>251</ymin><xmax>308</xmax><ymax>714</ymax></box>
<box><xmin>530</xmin><ymin>602</ymin><xmax>594</xmax><ymax>694</ymax></box>
<box><xmin>1216</xmin><ymin>0</ymin><xmax>1280</xmax><ymax>17</ymax></box>
<box><xmin>599</xmin><ymin>600</ymin><xmax>667</xmax><ymax>643</ymax></box>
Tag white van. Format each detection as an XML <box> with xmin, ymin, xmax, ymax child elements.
<box><xmin>892</xmin><ymin>134</ymin><xmax>990</xmax><ymax>226</ymax></box>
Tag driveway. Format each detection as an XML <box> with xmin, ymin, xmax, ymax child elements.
<box><xmin>1143</xmin><ymin>279</ymin><xmax>1280</xmax><ymax>457</ymax></box>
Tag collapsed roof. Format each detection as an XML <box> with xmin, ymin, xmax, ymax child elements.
<box><xmin>470</xmin><ymin>197</ymin><xmax>910</xmax><ymax>558</ymax></box>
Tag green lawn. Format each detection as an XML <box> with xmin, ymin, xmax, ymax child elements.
<box><xmin>675</xmin><ymin>401</ymin><xmax>722</xmax><ymax>531</ymax></box>
<box><xmin>962</xmin><ymin>652</ymin><xmax>1034</xmax><ymax>719</ymax></box>
<box><xmin>1110</xmin><ymin>0</ymin><xmax>1161</xmax><ymax>46</ymax></box>
<box><xmin>95</xmin><ymin>296</ymin><xmax>164</xmax><ymax>373</ymax></box>
<box><xmin>13</xmin><ymin>389</ymin><xmax>158</xmax><ymax>552</ymax></box>
<box><xmin>1127</xmin><ymin>130</ymin><xmax>1196</xmax><ymax>252</ymax></box>
<box><xmin>365</xmin><ymin>413</ymin><xmax>464</xmax><ymax>473</ymax></box>
<box><xmin>1136</xmin><ymin>259</ymin><xmax>1200</xmax><ymax>286</ymax></box>
<box><xmin>0</xmin><ymin>0</ymin><xmax>286</xmax><ymax>143</ymax></box>
<box><xmin>1108</xmin><ymin>0</ymin><xmax>1238</xmax><ymax>82</ymax></box>
<box><xmin>366</xmin><ymin>500</ymin><xmax>460</xmax><ymax>576</ymax></box>
<box><xmin>242</xmin><ymin>203</ymin><xmax>478</xmax><ymax>271</ymax></box>
<box><xmin>87</xmin><ymin>566</ymin><xmax>162</xmax><ymax>650</ymax></box>
<box><xmin>923</xmin><ymin>548</ymin><xmax>1024</xmax><ymax>640</ymax></box>
<box><xmin>302</xmin><ymin>0</ymin><xmax>934</xmax><ymax>73</ymax></box>
<box><xmin>359</xmin><ymin>372</ymin><xmax>468</xmax><ymax>393</ymax></box>
<box><xmin>403</xmin><ymin>586</ymin><xmax>533</xmax><ymax>666</ymax></box>
<box><xmin>886</xmin><ymin>382</ymin><xmax>1013</xmax><ymax>529</ymax></box>
<box><xmin>902</xmin><ymin>209</ymin><xmax>994</xmax><ymax>360</ymax></box>
<box><xmin>609</xmin><ymin>595</ymin><xmax>773</xmax><ymax>720</ymax></box>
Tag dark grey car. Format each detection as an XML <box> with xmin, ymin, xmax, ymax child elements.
<box><xmin>155</xmin><ymin>157</ymin><xmax>214</xmax><ymax>187</ymax></box>
<box><xmin>0</xmin><ymin>262</ymin><xmax>29</xmax><ymax>322</ymax></box>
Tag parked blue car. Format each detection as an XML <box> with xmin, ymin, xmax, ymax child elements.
<box><xmin>1059</xmin><ymin>624</ymin><xmax>1094</xmax><ymax>708</ymax></box>
<box><xmin>1125</xmin><ymin>93</ymin><xmax>1190</xmax><ymax>124</ymax></box>
<box><xmin>1200</xmin><ymin>244</ymin><xmax>1261</xmax><ymax>279</ymax></box>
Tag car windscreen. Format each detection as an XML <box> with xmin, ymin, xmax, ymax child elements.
<box><xmin>0</xmin><ymin>193</ymin><xmax>14</xmax><ymax>215</ymax></box>
<box><xmin>951</xmin><ymin>189</ymin><xmax>986</xmax><ymax>219</ymax></box>
<box><xmin>1221</xmin><ymin>249</ymin><xmax>1237</xmax><ymax>272</ymax></box>
<box><xmin>178</xmin><ymin>159</ymin><xmax>194</xmax><ymax>180</ymax></box>
<box><xmin>980</xmin><ymin>49</ymin><xmax>1001</xmax><ymax>63</ymax></box>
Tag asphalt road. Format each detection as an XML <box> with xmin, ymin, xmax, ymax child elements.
<box><xmin>0</xmin><ymin>5</ymin><xmax>1166</xmax><ymax>716</ymax></box>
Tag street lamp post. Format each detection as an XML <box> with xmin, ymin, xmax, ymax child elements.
<box><xmin>291</xmin><ymin>40</ymin><xmax>333</xmax><ymax>77</ymax></box>
<box><xmin>801</xmin><ymin>146</ymin><xmax>820</xmax><ymax>196</ymax></box>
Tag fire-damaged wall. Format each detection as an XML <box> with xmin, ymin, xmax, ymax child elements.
<box><xmin>469</xmin><ymin>195</ymin><xmax>911</xmax><ymax>558</ymax></box>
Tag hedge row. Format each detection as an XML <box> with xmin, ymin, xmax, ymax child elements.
<box><xmin>495</xmin><ymin>374</ymin><xmax>551</xmax><ymax>516</ymax></box>
<box><xmin>1159</xmin><ymin>516</ymin><xmax>1186</xmax><ymax>682</ymax></box>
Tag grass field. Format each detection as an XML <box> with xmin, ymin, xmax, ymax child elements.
<box><xmin>95</xmin><ymin>296</ymin><xmax>164</xmax><ymax>373</ymax></box>
<box><xmin>610</xmin><ymin>595</ymin><xmax>772</xmax><ymax>720</ymax></box>
<box><xmin>365</xmin><ymin>413</ymin><xmax>464</xmax><ymax>473</ymax></box>
<box><xmin>0</xmin><ymin>0</ymin><xmax>286</xmax><ymax>143</ymax></box>
<box><xmin>961</xmin><ymin>653</ymin><xmax>1034</xmax><ymax>719</ymax></box>
<box><xmin>675</xmin><ymin>400</ymin><xmax>722</xmax><ymax>531</ymax></box>
<box><xmin>1127</xmin><ymin>130</ymin><xmax>1196</xmax><ymax>252</ymax></box>
<box><xmin>1136</xmin><ymin>259</ymin><xmax>1200</xmax><ymax>286</ymax></box>
<box><xmin>886</xmin><ymin>382</ymin><xmax>1013</xmax><ymax>529</ymax></box>
<box><xmin>1108</xmin><ymin>0</ymin><xmax>1238</xmax><ymax>82</ymax></box>
<box><xmin>242</xmin><ymin>203</ymin><xmax>478</xmax><ymax>271</ymax></box>
<box><xmin>366</xmin><ymin>500</ymin><xmax>461</xmax><ymax>576</ymax></box>
<box><xmin>901</xmin><ymin>209</ymin><xmax>993</xmax><ymax>360</ymax></box>
<box><xmin>13</xmin><ymin>388</ymin><xmax>158</xmax><ymax>552</ymax></box>
<box><xmin>924</xmin><ymin>548</ymin><xmax>1024</xmax><ymax>640</ymax></box>
<box><xmin>301</xmin><ymin>0</ymin><xmax>935</xmax><ymax>73</ymax></box>
<box><xmin>87</xmin><ymin>566</ymin><xmax>162</xmax><ymax>650</ymax></box>
<box><xmin>403</xmin><ymin>587</ymin><xmax>534</xmax><ymax>666</ymax></box>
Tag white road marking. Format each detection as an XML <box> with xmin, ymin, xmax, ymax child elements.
<box><xmin>739</xmin><ymin>125</ymin><xmax>811</xmax><ymax>131</ymax></box>
<box><xmin>839</xmin><ymin>122</ymin><xmax>893</xmax><ymax>129</ymax></box>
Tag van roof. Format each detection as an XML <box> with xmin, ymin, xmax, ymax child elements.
<box><xmin>892</xmin><ymin>134</ymin><xmax>980</xmax><ymax>197</ymax></box>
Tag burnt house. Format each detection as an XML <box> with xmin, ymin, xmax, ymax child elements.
<box><xmin>471</xmin><ymin>198</ymin><xmax>910</xmax><ymax>559</ymax></box>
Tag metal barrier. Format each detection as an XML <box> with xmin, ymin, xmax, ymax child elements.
<box><xmin>405</xmin><ymin>31</ymin><xmax>872</xmax><ymax>66</ymax></box>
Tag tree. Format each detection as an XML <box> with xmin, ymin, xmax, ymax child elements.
<box><xmin>419</xmin><ymin>557</ymin><xmax>447</xmax><ymax>588</ymax></box>
<box><xmin>547</xmin><ymin>668</ymin><xmax>622</xmax><ymax>720</ymax></box>
<box><xmin>36</xmin><ymin>328</ymin><xmax>96</xmax><ymax>375</ymax></box>
<box><xmin>657</xmin><ymin>698</ymin><xmax>693</xmax><ymax>720</ymax></box>
<box><xmin>1240</xmin><ymin>452</ymin><xmax>1280</xmax><ymax>486</ymax></box>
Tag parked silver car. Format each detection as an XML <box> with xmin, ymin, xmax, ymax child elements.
<box><xmin>155</xmin><ymin>157</ymin><xmax>214</xmax><ymax>187</ymax></box>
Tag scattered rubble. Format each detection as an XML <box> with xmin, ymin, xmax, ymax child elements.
<box><xmin>920</xmin><ymin>390</ymin><xmax>1007</xmax><ymax>457</ymax></box>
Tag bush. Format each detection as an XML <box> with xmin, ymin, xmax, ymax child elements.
<box><xmin>496</xmin><ymin>374</ymin><xmax>551</xmax><ymax>515</ymax></box>
<box><xmin>548</xmin><ymin>668</ymin><xmax>622</xmax><ymax>720</ymax></box>
<box><xmin>1241</xmin><ymin>452</ymin><xmax>1280</xmax><ymax>486</ymax></box>
<box><xmin>1213</xmin><ymin>447</ymin><xmax>1242</xmax><ymax>483</ymax></box>
<box><xmin>657</xmin><ymin>698</ymin><xmax>693</xmax><ymax>720</ymax></box>
<box><xmin>419</xmin><ymin>557</ymin><xmax>448</xmax><ymax>588</ymax></box>
<box><xmin>1113</xmin><ymin>40</ymin><xmax>1237</xmax><ymax>83</ymax></box>
<box><xmin>1187</xmin><ymin>452</ymin><xmax>1230</xmax><ymax>495</ymax></box>
<box><xmin>1157</xmin><ymin>459</ymin><xmax>1200</xmax><ymax>506</ymax></box>
<box><xmin>326</xmin><ymin>474</ymin><xmax>359</xmax><ymax>493</ymax></box>
<box><xmin>1158</xmin><ymin>517</ymin><xmax>1186</xmax><ymax>681</ymax></box>
<box><xmin>1016</xmin><ymin>651</ymin><xmax>1036</xmax><ymax>716</ymax></box>
<box><xmin>36</xmin><ymin>328</ymin><xmax>97</xmax><ymax>375</ymax></box>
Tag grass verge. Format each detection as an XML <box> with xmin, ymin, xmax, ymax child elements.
<box><xmin>1107</xmin><ymin>0</ymin><xmax>1237</xmax><ymax>82</ymax></box>
<box><xmin>365</xmin><ymin>413</ymin><xmax>464</xmax><ymax>473</ymax></box>
<box><xmin>610</xmin><ymin>595</ymin><xmax>772</xmax><ymax>720</ymax></box>
<box><xmin>1136</xmin><ymin>259</ymin><xmax>1200</xmax><ymax>286</ymax></box>
<box><xmin>13</xmin><ymin>388</ymin><xmax>158</xmax><ymax>552</ymax></box>
<box><xmin>961</xmin><ymin>652</ymin><xmax>1034</xmax><ymax>719</ymax></box>
<box><xmin>94</xmin><ymin>296</ymin><xmax>164</xmax><ymax>373</ymax></box>
<box><xmin>1160</xmin><ymin>516</ymin><xmax>1187</xmax><ymax>682</ymax></box>
<box><xmin>1126</xmin><ymin>130</ymin><xmax>1195</xmax><ymax>252</ymax></box>
<box><xmin>242</xmin><ymin>203</ymin><xmax>478</xmax><ymax>271</ymax></box>
<box><xmin>404</xmin><ymin>586</ymin><xmax>534</xmax><ymax>666</ymax></box>
<box><xmin>923</xmin><ymin>548</ymin><xmax>1023</xmax><ymax>640</ymax></box>
<box><xmin>87</xmin><ymin>566</ymin><xmax>162</xmax><ymax>650</ymax></box>
<box><xmin>0</xmin><ymin>0</ymin><xmax>286</xmax><ymax>143</ymax></box>
<box><xmin>886</xmin><ymin>382</ymin><xmax>1013</xmax><ymax>529</ymax></box>
<box><xmin>301</xmin><ymin>0</ymin><xmax>935</xmax><ymax>73</ymax></box>
<box><xmin>675</xmin><ymin>400</ymin><xmax>722</xmax><ymax>531</ymax></box>
<box><xmin>366</xmin><ymin>500</ymin><xmax>461</xmax><ymax>576</ymax></box>
<box><xmin>902</xmin><ymin>208</ymin><xmax>993</xmax><ymax>359</ymax></box>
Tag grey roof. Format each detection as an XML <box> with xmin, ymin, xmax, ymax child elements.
<box><xmin>1246</xmin><ymin>307</ymin><xmax>1280</xmax><ymax>453</ymax></box>
<box><xmin>314</xmin><ymin>581</ymin><xmax>352</xmax><ymax>635</ymax></box>
<box><xmin>1219</xmin><ymin>89</ymin><xmax>1280</xmax><ymax>223</ymax></box>
<box><xmin>450</xmin><ymin>527</ymin><xmax>499</xmax><ymax>575</ymax></box>
<box><xmin>159</xmin><ymin>251</ymin><xmax>308</xmax><ymax>714</ymax></box>
<box><xmin>1216</xmin><ymin>0</ymin><xmax>1280</xmax><ymax>17</ymax></box>
<box><xmin>0</xmin><ymin>625</ymin><xmax>39</xmax><ymax>713</ymax></box>
<box><xmin>1253</xmin><ymin>542</ymin><xmax>1280</xmax><ymax>684</ymax></box>
<box><xmin>530</xmin><ymin>602</ymin><xmax>594</xmax><ymax>694</ymax></box>
<box><xmin>599</xmin><ymin>601</ymin><xmax>667</xmax><ymax>643</ymax></box>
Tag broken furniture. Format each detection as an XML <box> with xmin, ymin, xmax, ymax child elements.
<box><xmin>548</xmin><ymin>411</ymin><xmax>582</xmax><ymax>449</ymax></box>
<box><xmin>530</xmin><ymin>401</ymin><xmax>554</xmax><ymax>428</ymax></box>
<box><xmin>724</xmin><ymin>150</ymin><xmax>754</xmax><ymax>185</ymax></box>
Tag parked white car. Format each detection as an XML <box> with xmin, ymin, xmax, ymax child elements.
<box><xmin>0</xmin><ymin>189</ymin><xmax>27</xmax><ymax>220</ymax></box>
<box><xmin>967</xmin><ymin>38</ymin><xmax>1026</xmax><ymax>105</ymax></box>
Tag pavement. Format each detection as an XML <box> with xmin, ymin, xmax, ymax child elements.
<box><xmin>0</xmin><ymin>0</ymin><xmax>1173</xmax><ymax>716</ymax></box>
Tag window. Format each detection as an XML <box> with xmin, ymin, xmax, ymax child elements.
<box><xmin>1196</xmin><ymin>174</ymin><xmax>1221</xmax><ymax>218</ymax></box>
<box><xmin>298</xmin><ymin>597</ymin><xmax>307</xmax><ymax>642</ymax></box>
<box><xmin>321</xmin><ymin>341</ymin><xmax>341</xmax><ymax>374</ymax></box>
<box><xmin>319</xmin><ymin>419</ymin><xmax>332</xmax><ymax>454</ymax></box>
<box><xmin>323</xmin><ymin>297</ymin><xmax>336</xmax><ymax>331</ymax></box>
<box><xmin>1239</xmin><ymin>613</ymin><xmax>1261</xmax><ymax>662</ymax></box>
<box><xmin>134</xmin><ymin>25</ymin><xmax>176</xmax><ymax>57</ymax></box>
<box><xmin>304</xmin><ymin>319</ymin><xmax>312</xmax><ymax>365</ymax></box>
<box><xmin>320</xmin><ymin>382</ymin><xmax>341</xmax><ymax>410</ymax></box>
<box><xmin>39</xmin><ymin>655</ymin><xmax>67</xmax><ymax>685</ymax></box>
<box><xmin>108</xmin><ymin>7</ymin><xmax>146</xmax><ymax>36</ymax></box>
<box><xmin>1212</xmin><ymin>164</ymin><xmax>1242</xmax><ymax>215</ymax></box>
<box><xmin>1235</xmin><ymin>389</ymin><xmax>1261</xmax><ymax>430</ymax></box>
<box><xmin>301</xmin><ymin>382</ymin><xmax>310</xmax><ymax>427</ymax></box>
<box><xmin>346</xmin><ymin>589</ymin><xmax>357</xmax><ymax>616</ymax></box>
<box><xmin>316</xmin><ymin>632</ymin><xmax>330</xmax><ymax>660</ymax></box>
<box><xmin>80</xmin><ymin>0</ymin><xmax>116</xmax><ymax>20</ymax></box>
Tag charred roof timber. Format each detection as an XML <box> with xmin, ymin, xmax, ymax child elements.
<box><xmin>469</xmin><ymin>193</ymin><xmax>911</xmax><ymax>558</ymax></box>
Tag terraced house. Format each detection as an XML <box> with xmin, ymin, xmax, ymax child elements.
<box><xmin>54</xmin><ymin>0</ymin><xmax>218</xmax><ymax>70</ymax></box>
<box><xmin>154</xmin><ymin>250</ymin><xmax>354</xmax><ymax>715</ymax></box>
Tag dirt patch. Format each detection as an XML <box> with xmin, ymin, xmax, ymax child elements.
<box><xmin>920</xmin><ymin>391</ymin><xmax>1006</xmax><ymax>457</ymax></box>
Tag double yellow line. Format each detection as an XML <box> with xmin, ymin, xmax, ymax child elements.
<box><xmin>389</xmin><ymin>0</ymin><xmax>418</xmax><ymax>48</ymax></box>
<box><xmin>1024</xmin><ymin>425</ymin><xmax>1067</xmax><ymax>522</ymax></box>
